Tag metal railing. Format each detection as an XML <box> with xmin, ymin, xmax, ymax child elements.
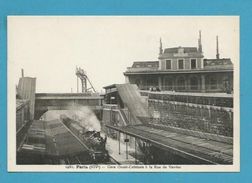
<box><xmin>137</xmin><ymin>84</ymin><xmax>230</xmax><ymax>93</ymax></box>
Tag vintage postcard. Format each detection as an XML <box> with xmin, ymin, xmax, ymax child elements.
<box><xmin>8</xmin><ymin>16</ymin><xmax>239</xmax><ymax>172</ymax></box>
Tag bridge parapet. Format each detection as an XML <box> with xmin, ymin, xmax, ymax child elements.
<box><xmin>34</xmin><ymin>93</ymin><xmax>104</xmax><ymax>119</ymax></box>
<box><xmin>35</xmin><ymin>93</ymin><xmax>103</xmax><ymax>99</ymax></box>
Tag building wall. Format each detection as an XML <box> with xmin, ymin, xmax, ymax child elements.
<box><xmin>125</xmin><ymin>75</ymin><xmax>129</xmax><ymax>83</ymax></box>
<box><xmin>17</xmin><ymin>77</ymin><xmax>36</xmax><ymax>120</ymax></box>
<box><xmin>197</xmin><ymin>58</ymin><xmax>202</xmax><ymax>69</ymax></box>
<box><xmin>16</xmin><ymin>102</ymin><xmax>30</xmax><ymax>132</ymax></box>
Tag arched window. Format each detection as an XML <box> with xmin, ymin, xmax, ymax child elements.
<box><xmin>190</xmin><ymin>77</ymin><xmax>198</xmax><ymax>90</ymax></box>
<box><xmin>177</xmin><ymin>77</ymin><xmax>185</xmax><ymax>91</ymax></box>
<box><xmin>164</xmin><ymin>77</ymin><xmax>173</xmax><ymax>90</ymax></box>
<box><xmin>146</xmin><ymin>78</ymin><xmax>158</xmax><ymax>90</ymax></box>
<box><xmin>210</xmin><ymin>78</ymin><xmax>217</xmax><ymax>89</ymax></box>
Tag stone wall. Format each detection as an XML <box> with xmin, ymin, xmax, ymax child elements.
<box><xmin>148</xmin><ymin>100</ymin><xmax>233</xmax><ymax>137</ymax></box>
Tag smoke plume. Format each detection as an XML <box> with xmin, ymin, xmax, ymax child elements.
<box><xmin>41</xmin><ymin>106</ymin><xmax>101</xmax><ymax>131</ymax></box>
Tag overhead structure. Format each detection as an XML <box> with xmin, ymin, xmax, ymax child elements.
<box><xmin>17</xmin><ymin>69</ymin><xmax>36</xmax><ymax>120</ymax></box>
<box><xmin>76</xmin><ymin>67</ymin><xmax>96</xmax><ymax>93</ymax></box>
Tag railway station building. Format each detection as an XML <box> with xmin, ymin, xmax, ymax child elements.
<box><xmin>124</xmin><ymin>32</ymin><xmax>233</xmax><ymax>93</ymax></box>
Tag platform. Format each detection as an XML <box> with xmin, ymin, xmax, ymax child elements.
<box><xmin>106</xmin><ymin>124</ymin><xmax>233</xmax><ymax>164</ymax></box>
<box><xmin>105</xmin><ymin>135</ymin><xmax>138</xmax><ymax>164</ymax></box>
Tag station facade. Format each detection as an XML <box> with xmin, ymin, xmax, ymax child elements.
<box><xmin>124</xmin><ymin>32</ymin><xmax>233</xmax><ymax>93</ymax></box>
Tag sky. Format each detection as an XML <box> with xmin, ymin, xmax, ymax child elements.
<box><xmin>8</xmin><ymin>16</ymin><xmax>239</xmax><ymax>93</ymax></box>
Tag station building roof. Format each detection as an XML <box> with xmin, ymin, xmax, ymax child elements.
<box><xmin>131</xmin><ymin>61</ymin><xmax>159</xmax><ymax>68</ymax></box>
<box><xmin>163</xmin><ymin>47</ymin><xmax>198</xmax><ymax>54</ymax></box>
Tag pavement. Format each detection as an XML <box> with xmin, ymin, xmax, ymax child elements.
<box><xmin>103</xmin><ymin>134</ymin><xmax>141</xmax><ymax>164</ymax></box>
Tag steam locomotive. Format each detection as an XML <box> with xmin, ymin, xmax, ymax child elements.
<box><xmin>60</xmin><ymin>114</ymin><xmax>109</xmax><ymax>163</ymax></box>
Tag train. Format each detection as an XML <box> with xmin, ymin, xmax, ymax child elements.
<box><xmin>60</xmin><ymin>114</ymin><xmax>109</xmax><ymax>163</ymax></box>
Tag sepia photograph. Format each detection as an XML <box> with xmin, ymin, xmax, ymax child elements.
<box><xmin>8</xmin><ymin>16</ymin><xmax>239</xmax><ymax>172</ymax></box>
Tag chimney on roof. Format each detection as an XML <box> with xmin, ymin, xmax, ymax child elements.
<box><xmin>198</xmin><ymin>30</ymin><xmax>202</xmax><ymax>53</ymax></box>
<box><xmin>21</xmin><ymin>68</ymin><xmax>24</xmax><ymax>78</ymax></box>
<box><xmin>159</xmin><ymin>38</ymin><xmax>163</xmax><ymax>55</ymax></box>
<box><xmin>216</xmin><ymin>36</ymin><xmax>220</xmax><ymax>59</ymax></box>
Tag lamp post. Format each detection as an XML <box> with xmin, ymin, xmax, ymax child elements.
<box><xmin>118</xmin><ymin>132</ymin><xmax>121</xmax><ymax>155</ymax></box>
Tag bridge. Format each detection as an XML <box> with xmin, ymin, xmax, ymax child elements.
<box><xmin>34</xmin><ymin>93</ymin><xmax>103</xmax><ymax>119</ymax></box>
<box><xmin>16</xmin><ymin>77</ymin><xmax>104</xmax><ymax>136</ymax></box>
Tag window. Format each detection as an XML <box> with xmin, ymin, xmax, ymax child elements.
<box><xmin>178</xmin><ymin>59</ymin><xmax>184</xmax><ymax>69</ymax></box>
<box><xmin>166</xmin><ymin>60</ymin><xmax>171</xmax><ymax>69</ymax></box>
<box><xmin>191</xmin><ymin>59</ymin><xmax>196</xmax><ymax>69</ymax></box>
